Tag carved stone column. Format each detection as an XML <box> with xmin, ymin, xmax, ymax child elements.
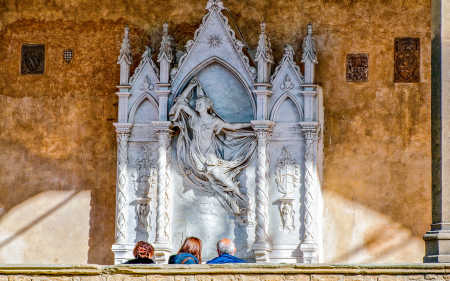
<box><xmin>152</xmin><ymin>121</ymin><xmax>172</xmax><ymax>263</ymax></box>
<box><xmin>300</xmin><ymin>122</ymin><xmax>320</xmax><ymax>263</ymax></box>
<box><xmin>112</xmin><ymin>122</ymin><xmax>133</xmax><ymax>264</ymax></box>
<box><xmin>251</xmin><ymin>120</ymin><xmax>274</xmax><ymax>262</ymax></box>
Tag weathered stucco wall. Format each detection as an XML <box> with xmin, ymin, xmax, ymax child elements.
<box><xmin>0</xmin><ymin>0</ymin><xmax>431</xmax><ymax>264</ymax></box>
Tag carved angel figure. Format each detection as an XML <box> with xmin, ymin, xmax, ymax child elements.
<box><xmin>169</xmin><ymin>79</ymin><xmax>256</xmax><ymax>214</ymax></box>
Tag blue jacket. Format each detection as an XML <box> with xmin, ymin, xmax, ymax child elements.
<box><xmin>206</xmin><ymin>253</ymin><xmax>246</xmax><ymax>264</ymax></box>
<box><xmin>169</xmin><ymin>253</ymin><xmax>199</xmax><ymax>264</ymax></box>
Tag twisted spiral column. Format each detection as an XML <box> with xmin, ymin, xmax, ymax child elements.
<box><xmin>300</xmin><ymin>125</ymin><xmax>319</xmax><ymax>263</ymax></box>
<box><xmin>152</xmin><ymin>121</ymin><xmax>172</xmax><ymax>263</ymax></box>
<box><xmin>251</xmin><ymin>120</ymin><xmax>273</xmax><ymax>262</ymax></box>
<box><xmin>114</xmin><ymin>124</ymin><xmax>131</xmax><ymax>244</ymax></box>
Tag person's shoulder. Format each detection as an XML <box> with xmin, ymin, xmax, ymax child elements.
<box><xmin>123</xmin><ymin>258</ymin><xmax>155</xmax><ymax>264</ymax></box>
<box><xmin>172</xmin><ymin>253</ymin><xmax>199</xmax><ymax>264</ymax></box>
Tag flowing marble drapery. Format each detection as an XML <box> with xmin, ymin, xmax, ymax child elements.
<box><xmin>170</xmin><ymin>80</ymin><xmax>256</xmax><ymax>214</ymax></box>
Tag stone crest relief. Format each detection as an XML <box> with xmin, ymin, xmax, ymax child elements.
<box><xmin>346</xmin><ymin>53</ymin><xmax>368</xmax><ymax>82</ymax></box>
<box><xmin>275</xmin><ymin>147</ymin><xmax>300</xmax><ymax>232</ymax></box>
<box><xmin>394</xmin><ymin>37</ymin><xmax>420</xmax><ymax>83</ymax></box>
<box><xmin>21</xmin><ymin>44</ymin><xmax>45</xmax><ymax>75</ymax></box>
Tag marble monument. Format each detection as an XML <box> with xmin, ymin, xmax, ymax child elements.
<box><xmin>112</xmin><ymin>0</ymin><xmax>324</xmax><ymax>264</ymax></box>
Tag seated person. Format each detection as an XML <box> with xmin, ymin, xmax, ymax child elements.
<box><xmin>206</xmin><ymin>238</ymin><xmax>246</xmax><ymax>264</ymax></box>
<box><xmin>123</xmin><ymin>241</ymin><xmax>155</xmax><ymax>264</ymax></box>
<box><xmin>168</xmin><ymin>237</ymin><xmax>202</xmax><ymax>264</ymax></box>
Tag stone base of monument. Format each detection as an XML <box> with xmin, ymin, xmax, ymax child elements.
<box><xmin>111</xmin><ymin>243</ymin><xmax>134</xmax><ymax>265</ymax></box>
<box><xmin>424</xmin><ymin>230</ymin><xmax>450</xmax><ymax>262</ymax></box>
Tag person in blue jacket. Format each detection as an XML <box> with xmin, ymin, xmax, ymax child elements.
<box><xmin>169</xmin><ymin>237</ymin><xmax>202</xmax><ymax>264</ymax></box>
<box><xmin>206</xmin><ymin>238</ymin><xmax>246</xmax><ymax>264</ymax></box>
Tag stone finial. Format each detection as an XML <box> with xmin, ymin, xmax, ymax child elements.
<box><xmin>118</xmin><ymin>26</ymin><xmax>132</xmax><ymax>65</ymax></box>
<box><xmin>255</xmin><ymin>22</ymin><xmax>274</xmax><ymax>64</ymax></box>
<box><xmin>158</xmin><ymin>23</ymin><xmax>173</xmax><ymax>64</ymax></box>
<box><xmin>158</xmin><ymin>23</ymin><xmax>173</xmax><ymax>83</ymax></box>
<box><xmin>118</xmin><ymin>26</ymin><xmax>132</xmax><ymax>85</ymax></box>
<box><xmin>282</xmin><ymin>44</ymin><xmax>295</xmax><ymax>62</ymax></box>
<box><xmin>301</xmin><ymin>23</ymin><xmax>318</xmax><ymax>64</ymax></box>
<box><xmin>206</xmin><ymin>0</ymin><xmax>224</xmax><ymax>12</ymax></box>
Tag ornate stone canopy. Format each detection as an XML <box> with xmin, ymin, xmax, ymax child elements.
<box><xmin>112</xmin><ymin>0</ymin><xmax>324</xmax><ymax>264</ymax></box>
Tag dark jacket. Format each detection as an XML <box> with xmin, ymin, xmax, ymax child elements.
<box><xmin>123</xmin><ymin>257</ymin><xmax>155</xmax><ymax>264</ymax></box>
<box><xmin>206</xmin><ymin>253</ymin><xmax>246</xmax><ymax>264</ymax></box>
<box><xmin>168</xmin><ymin>253</ymin><xmax>199</xmax><ymax>264</ymax></box>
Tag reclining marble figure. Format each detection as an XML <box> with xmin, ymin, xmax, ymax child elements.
<box><xmin>169</xmin><ymin>79</ymin><xmax>256</xmax><ymax>214</ymax></box>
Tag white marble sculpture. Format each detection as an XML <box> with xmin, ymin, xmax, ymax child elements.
<box><xmin>169</xmin><ymin>79</ymin><xmax>256</xmax><ymax>214</ymax></box>
<box><xmin>112</xmin><ymin>0</ymin><xmax>324</xmax><ymax>264</ymax></box>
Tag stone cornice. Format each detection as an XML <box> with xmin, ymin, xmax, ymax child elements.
<box><xmin>0</xmin><ymin>264</ymin><xmax>450</xmax><ymax>275</ymax></box>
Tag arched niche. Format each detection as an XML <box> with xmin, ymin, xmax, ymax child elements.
<box><xmin>270</xmin><ymin>93</ymin><xmax>304</xmax><ymax>122</ymax></box>
<box><xmin>128</xmin><ymin>94</ymin><xmax>159</xmax><ymax>124</ymax></box>
<box><xmin>171</xmin><ymin>58</ymin><xmax>255</xmax><ymax>123</ymax></box>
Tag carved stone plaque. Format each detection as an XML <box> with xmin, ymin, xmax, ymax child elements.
<box><xmin>346</xmin><ymin>53</ymin><xmax>368</xmax><ymax>82</ymax></box>
<box><xmin>394</xmin><ymin>38</ymin><xmax>420</xmax><ymax>83</ymax></box>
<box><xmin>21</xmin><ymin>44</ymin><xmax>45</xmax><ymax>75</ymax></box>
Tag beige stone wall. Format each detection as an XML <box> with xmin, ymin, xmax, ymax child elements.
<box><xmin>0</xmin><ymin>0</ymin><xmax>431</xmax><ymax>264</ymax></box>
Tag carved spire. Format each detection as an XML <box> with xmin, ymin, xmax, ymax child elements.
<box><xmin>118</xmin><ymin>26</ymin><xmax>132</xmax><ymax>65</ymax></box>
<box><xmin>158</xmin><ymin>23</ymin><xmax>173</xmax><ymax>64</ymax></box>
<box><xmin>255</xmin><ymin>23</ymin><xmax>273</xmax><ymax>83</ymax></box>
<box><xmin>255</xmin><ymin>23</ymin><xmax>273</xmax><ymax>64</ymax></box>
<box><xmin>158</xmin><ymin>23</ymin><xmax>173</xmax><ymax>83</ymax></box>
<box><xmin>302</xmin><ymin>23</ymin><xmax>318</xmax><ymax>84</ymax></box>
<box><xmin>117</xmin><ymin>26</ymin><xmax>133</xmax><ymax>85</ymax></box>
<box><xmin>206</xmin><ymin>0</ymin><xmax>224</xmax><ymax>12</ymax></box>
<box><xmin>301</xmin><ymin>23</ymin><xmax>318</xmax><ymax>64</ymax></box>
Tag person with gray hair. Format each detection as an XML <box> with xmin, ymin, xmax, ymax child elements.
<box><xmin>206</xmin><ymin>238</ymin><xmax>246</xmax><ymax>264</ymax></box>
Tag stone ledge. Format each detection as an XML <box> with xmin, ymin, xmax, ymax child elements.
<box><xmin>0</xmin><ymin>264</ymin><xmax>450</xmax><ymax>275</ymax></box>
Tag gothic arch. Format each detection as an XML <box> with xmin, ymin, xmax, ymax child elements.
<box><xmin>128</xmin><ymin>93</ymin><xmax>159</xmax><ymax>123</ymax></box>
<box><xmin>270</xmin><ymin>92</ymin><xmax>304</xmax><ymax>122</ymax></box>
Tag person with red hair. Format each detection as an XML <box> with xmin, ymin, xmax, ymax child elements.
<box><xmin>124</xmin><ymin>241</ymin><xmax>155</xmax><ymax>264</ymax></box>
<box><xmin>168</xmin><ymin>237</ymin><xmax>202</xmax><ymax>264</ymax></box>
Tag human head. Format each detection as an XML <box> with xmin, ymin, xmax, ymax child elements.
<box><xmin>195</xmin><ymin>96</ymin><xmax>213</xmax><ymax>113</ymax></box>
<box><xmin>216</xmin><ymin>238</ymin><xmax>236</xmax><ymax>256</ymax></box>
<box><xmin>133</xmin><ymin>241</ymin><xmax>154</xmax><ymax>259</ymax></box>
<box><xmin>178</xmin><ymin>236</ymin><xmax>202</xmax><ymax>263</ymax></box>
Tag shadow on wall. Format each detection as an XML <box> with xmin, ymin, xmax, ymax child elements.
<box><xmin>0</xmin><ymin>138</ymin><xmax>115</xmax><ymax>264</ymax></box>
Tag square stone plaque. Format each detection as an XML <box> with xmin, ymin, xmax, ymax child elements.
<box><xmin>21</xmin><ymin>44</ymin><xmax>45</xmax><ymax>75</ymax></box>
<box><xmin>394</xmin><ymin>37</ymin><xmax>420</xmax><ymax>83</ymax></box>
<box><xmin>346</xmin><ymin>53</ymin><xmax>368</xmax><ymax>82</ymax></box>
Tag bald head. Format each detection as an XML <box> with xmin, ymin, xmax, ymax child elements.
<box><xmin>217</xmin><ymin>238</ymin><xmax>236</xmax><ymax>255</ymax></box>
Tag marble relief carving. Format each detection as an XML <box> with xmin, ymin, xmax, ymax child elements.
<box><xmin>113</xmin><ymin>0</ymin><xmax>323</xmax><ymax>264</ymax></box>
<box><xmin>275</xmin><ymin>147</ymin><xmax>299</xmax><ymax>232</ymax></box>
<box><xmin>169</xmin><ymin>79</ymin><xmax>256</xmax><ymax>215</ymax></box>
<box><xmin>394</xmin><ymin>37</ymin><xmax>420</xmax><ymax>83</ymax></box>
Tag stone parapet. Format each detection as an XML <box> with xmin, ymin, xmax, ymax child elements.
<box><xmin>1</xmin><ymin>264</ymin><xmax>450</xmax><ymax>280</ymax></box>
